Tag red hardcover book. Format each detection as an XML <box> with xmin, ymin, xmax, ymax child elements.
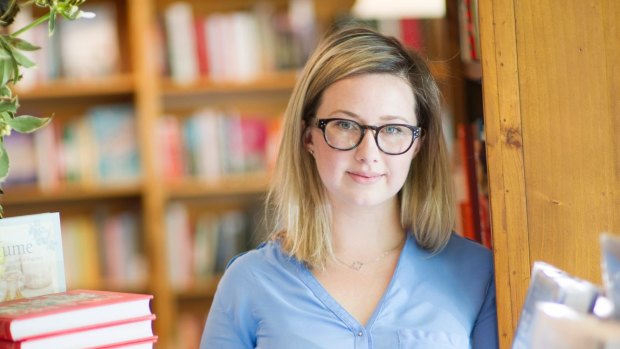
<box><xmin>98</xmin><ymin>336</ymin><xmax>158</xmax><ymax>349</ymax></box>
<box><xmin>457</xmin><ymin>123</ymin><xmax>482</xmax><ymax>242</ymax></box>
<box><xmin>400</xmin><ymin>18</ymin><xmax>424</xmax><ymax>51</ymax></box>
<box><xmin>0</xmin><ymin>315</ymin><xmax>155</xmax><ymax>349</ymax></box>
<box><xmin>0</xmin><ymin>289</ymin><xmax>152</xmax><ymax>341</ymax></box>
<box><xmin>194</xmin><ymin>16</ymin><xmax>209</xmax><ymax>76</ymax></box>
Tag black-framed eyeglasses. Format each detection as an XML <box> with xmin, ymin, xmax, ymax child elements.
<box><xmin>316</xmin><ymin>118</ymin><xmax>424</xmax><ymax>155</ymax></box>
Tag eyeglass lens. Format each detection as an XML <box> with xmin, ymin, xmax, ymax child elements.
<box><xmin>321</xmin><ymin>119</ymin><xmax>420</xmax><ymax>155</ymax></box>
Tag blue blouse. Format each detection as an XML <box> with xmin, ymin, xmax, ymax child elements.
<box><xmin>200</xmin><ymin>233</ymin><xmax>498</xmax><ymax>349</ymax></box>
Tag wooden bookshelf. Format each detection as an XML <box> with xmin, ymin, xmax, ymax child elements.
<box><xmin>479</xmin><ymin>0</ymin><xmax>619</xmax><ymax>347</ymax></box>
<box><xmin>175</xmin><ymin>275</ymin><xmax>222</xmax><ymax>300</ymax></box>
<box><xmin>161</xmin><ymin>70</ymin><xmax>299</xmax><ymax>96</ymax></box>
<box><xmin>0</xmin><ymin>1</ymin><xmax>469</xmax><ymax>348</ymax></box>
<box><xmin>14</xmin><ymin>74</ymin><xmax>135</xmax><ymax>100</ymax></box>
<box><xmin>164</xmin><ymin>174</ymin><xmax>270</xmax><ymax>200</ymax></box>
<box><xmin>0</xmin><ymin>183</ymin><xmax>142</xmax><ymax>205</ymax></box>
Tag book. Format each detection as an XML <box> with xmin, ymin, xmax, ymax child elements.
<box><xmin>163</xmin><ymin>2</ymin><xmax>199</xmax><ymax>84</ymax></box>
<box><xmin>0</xmin><ymin>289</ymin><xmax>152</xmax><ymax>341</ymax></box>
<box><xmin>60</xmin><ymin>216</ymin><xmax>101</xmax><ymax>289</ymax></box>
<box><xmin>601</xmin><ymin>233</ymin><xmax>620</xmax><ymax>320</ymax></box>
<box><xmin>511</xmin><ymin>262</ymin><xmax>601</xmax><ymax>349</ymax></box>
<box><xmin>98</xmin><ymin>336</ymin><xmax>158</xmax><ymax>349</ymax></box>
<box><xmin>0</xmin><ymin>315</ymin><xmax>155</xmax><ymax>349</ymax></box>
<box><xmin>0</xmin><ymin>213</ymin><xmax>65</xmax><ymax>300</ymax></box>
<box><xmin>88</xmin><ymin>104</ymin><xmax>141</xmax><ymax>184</ymax></box>
<box><xmin>2</xmin><ymin>133</ymin><xmax>37</xmax><ymax>187</ymax></box>
<box><xmin>58</xmin><ymin>2</ymin><xmax>120</xmax><ymax>79</ymax></box>
<box><xmin>530</xmin><ymin>302</ymin><xmax>620</xmax><ymax>349</ymax></box>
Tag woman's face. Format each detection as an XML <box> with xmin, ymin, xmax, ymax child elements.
<box><xmin>306</xmin><ymin>73</ymin><xmax>421</xmax><ymax>210</ymax></box>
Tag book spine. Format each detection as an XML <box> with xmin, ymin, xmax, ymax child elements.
<box><xmin>0</xmin><ymin>321</ymin><xmax>15</xmax><ymax>342</ymax></box>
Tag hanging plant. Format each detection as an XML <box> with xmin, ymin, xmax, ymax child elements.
<box><xmin>0</xmin><ymin>0</ymin><xmax>93</xmax><ymax>216</ymax></box>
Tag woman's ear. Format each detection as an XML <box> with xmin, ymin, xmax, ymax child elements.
<box><xmin>411</xmin><ymin>137</ymin><xmax>423</xmax><ymax>157</ymax></box>
<box><xmin>303</xmin><ymin>122</ymin><xmax>315</xmax><ymax>154</ymax></box>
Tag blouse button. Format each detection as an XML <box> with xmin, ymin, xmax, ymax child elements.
<box><xmin>357</xmin><ymin>331</ymin><xmax>363</xmax><ymax>337</ymax></box>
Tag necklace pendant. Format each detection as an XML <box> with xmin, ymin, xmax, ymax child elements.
<box><xmin>350</xmin><ymin>261</ymin><xmax>364</xmax><ymax>271</ymax></box>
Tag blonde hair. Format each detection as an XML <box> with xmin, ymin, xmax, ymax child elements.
<box><xmin>267</xmin><ymin>25</ymin><xmax>455</xmax><ymax>268</ymax></box>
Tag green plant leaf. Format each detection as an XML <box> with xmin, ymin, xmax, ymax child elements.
<box><xmin>7</xmin><ymin>37</ymin><xmax>40</xmax><ymax>51</ymax></box>
<box><xmin>0</xmin><ymin>59</ymin><xmax>12</xmax><ymax>86</ymax></box>
<box><xmin>59</xmin><ymin>5</ymin><xmax>80</xmax><ymax>20</ymax></box>
<box><xmin>10</xmin><ymin>48</ymin><xmax>35</xmax><ymax>68</ymax></box>
<box><xmin>48</xmin><ymin>10</ymin><xmax>56</xmax><ymax>35</ymax></box>
<box><xmin>0</xmin><ymin>141</ymin><xmax>8</xmax><ymax>182</ymax></box>
<box><xmin>0</xmin><ymin>96</ymin><xmax>17</xmax><ymax>113</ymax></box>
<box><xmin>0</xmin><ymin>85</ymin><xmax>12</xmax><ymax>97</ymax></box>
<box><xmin>0</xmin><ymin>47</ymin><xmax>10</xmax><ymax>60</ymax></box>
<box><xmin>4</xmin><ymin>115</ymin><xmax>51</xmax><ymax>133</ymax></box>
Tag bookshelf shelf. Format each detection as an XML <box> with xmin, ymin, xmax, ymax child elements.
<box><xmin>161</xmin><ymin>70</ymin><xmax>299</xmax><ymax>96</ymax></box>
<box><xmin>164</xmin><ymin>174</ymin><xmax>270</xmax><ymax>199</ymax></box>
<box><xmin>462</xmin><ymin>61</ymin><xmax>482</xmax><ymax>81</ymax></box>
<box><xmin>14</xmin><ymin>74</ymin><xmax>135</xmax><ymax>100</ymax></box>
<box><xmin>0</xmin><ymin>183</ymin><xmax>142</xmax><ymax>205</ymax></box>
<box><xmin>175</xmin><ymin>275</ymin><xmax>222</xmax><ymax>300</ymax></box>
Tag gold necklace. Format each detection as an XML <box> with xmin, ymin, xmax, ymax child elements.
<box><xmin>334</xmin><ymin>235</ymin><xmax>406</xmax><ymax>271</ymax></box>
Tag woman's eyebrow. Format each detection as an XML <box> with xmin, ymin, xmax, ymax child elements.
<box><xmin>327</xmin><ymin>110</ymin><xmax>415</xmax><ymax>124</ymax></box>
<box><xmin>327</xmin><ymin>109</ymin><xmax>360</xmax><ymax>119</ymax></box>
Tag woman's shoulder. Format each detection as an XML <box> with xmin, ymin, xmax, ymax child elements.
<box><xmin>410</xmin><ymin>233</ymin><xmax>494</xmax><ymax>276</ymax></box>
<box><xmin>220</xmin><ymin>240</ymin><xmax>297</xmax><ymax>283</ymax></box>
<box><xmin>440</xmin><ymin>233</ymin><xmax>494</xmax><ymax>278</ymax></box>
<box><xmin>214</xmin><ymin>240</ymin><xmax>299</xmax><ymax>304</ymax></box>
<box><xmin>444</xmin><ymin>233</ymin><xmax>493</xmax><ymax>260</ymax></box>
<box><xmin>225</xmin><ymin>240</ymin><xmax>282</xmax><ymax>271</ymax></box>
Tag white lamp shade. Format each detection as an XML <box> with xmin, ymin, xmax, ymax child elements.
<box><xmin>352</xmin><ymin>0</ymin><xmax>446</xmax><ymax>19</ymax></box>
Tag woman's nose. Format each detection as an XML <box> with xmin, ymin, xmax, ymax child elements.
<box><xmin>354</xmin><ymin>130</ymin><xmax>380</xmax><ymax>163</ymax></box>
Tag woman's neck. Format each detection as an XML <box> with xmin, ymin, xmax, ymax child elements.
<box><xmin>329</xmin><ymin>197</ymin><xmax>406</xmax><ymax>258</ymax></box>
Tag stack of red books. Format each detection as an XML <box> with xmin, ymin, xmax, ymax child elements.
<box><xmin>0</xmin><ymin>289</ymin><xmax>157</xmax><ymax>349</ymax></box>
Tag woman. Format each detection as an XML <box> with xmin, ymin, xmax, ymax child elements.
<box><xmin>200</xmin><ymin>25</ymin><xmax>498</xmax><ymax>349</ymax></box>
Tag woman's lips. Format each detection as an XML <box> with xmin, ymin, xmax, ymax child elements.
<box><xmin>347</xmin><ymin>171</ymin><xmax>384</xmax><ymax>184</ymax></box>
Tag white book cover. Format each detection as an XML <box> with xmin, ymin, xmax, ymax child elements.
<box><xmin>205</xmin><ymin>14</ymin><xmax>225</xmax><ymax>81</ymax></box>
<box><xmin>230</xmin><ymin>12</ymin><xmax>260</xmax><ymax>81</ymax></box>
<box><xmin>164</xmin><ymin>2</ymin><xmax>199</xmax><ymax>84</ymax></box>
<box><xmin>194</xmin><ymin>109</ymin><xmax>221</xmax><ymax>181</ymax></box>
<box><xmin>33</xmin><ymin>121</ymin><xmax>60</xmax><ymax>189</ymax></box>
<box><xmin>59</xmin><ymin>3</ymin><xmax>120</xmax><ymax>79</ymax></box>
<box><xmin>512</xmin><ymin>261</ymin><xmax>601</xmax><ymax>349</ymax></box>
<box><xmin>0</xmin><ymin>213</ymin><xmax>66</xmax><ymax>301</ymax></box>
<box><xmin>601</xmin><ymin>233</ymin><xmax>620</xmax><ymax>320</ymax></box>
<box><xmin>164</xmin><ymin>203</ymin><xmax>192</xmax><ymax>290</ymax></box>
<box><xmin>531</xmin><ymin>302</ymin><xmax>620</xmax><ymax>349</ymax></box>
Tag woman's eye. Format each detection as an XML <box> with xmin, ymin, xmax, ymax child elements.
<box><xmin>383</xmin><ymin>125</ymin><xmax>404</xmax><ymax>135</ymax></box>
<box><xmin>334</xmin><ymin>120</ymin><xmax>357</xmax><ymax>130</ymax></box>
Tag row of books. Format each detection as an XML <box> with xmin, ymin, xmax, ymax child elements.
<box><xmin>0</xmin><ymin>289</ymin><xmax>156</xmax><ymax>349</ymax></box>
<box><xmin>458</xmin><ymin>0</ymin><xmax>481</xmax><ymax>63</ymax></box>
<box><xmin>0</xmin><ymin>213</ymin><xmax>157</xmax><ymax>348</ymax></box>
<box><xmin>164</xmin><ymin>202</ymin><xmax>265</xmax><ymax>290</ymax></box>
<box><xmin>3</xmin><ymin>104</ymin><xmax>141</xmax><ymax>189</ymax></box>
<box><xmin>160</xmin><ymin>0</ymin><xmax>317</xmax><ymax>84</ymax></box>
<box><xmin>11</xmin><ymin>3</ymin><xmax>120</xmax><ymax>88</ymax></box>
<box><xmin>453</xmin><ymin>118</ymin><xmax>491</xmax><ymax>249</ymax></box>
<box><xmin>156</xmin><ymin>109</ymin><xmax>281</xmax><ymax>182</ymax></box>
<box><xmin>360</xmin><ymin>17</ymin><xmax>428</xmax><ymax>52</ymax></box>
<box><xmin>61</xmin><ymin>211</ymin><xmax>148</xmax><ymax>291</ymax></box>
<box><xmin>512</xmin><ymin>233</ymin><xmax>620</xmax><ymax>348</ymax></box>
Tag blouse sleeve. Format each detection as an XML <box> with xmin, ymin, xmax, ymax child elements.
<box><xmin>471</xmin><ymin>263</ymin><xmax>499</xmax><ymax>349</ymax></box>
<box><xmin>199</xmin><ymin>255</ymin><xmax>257</xmax><ymax>349</ymax></box>
<box><xmin>199</xmin><ymin>305</ymin><xmax>255</xmax><ymax>349</ymax></box>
